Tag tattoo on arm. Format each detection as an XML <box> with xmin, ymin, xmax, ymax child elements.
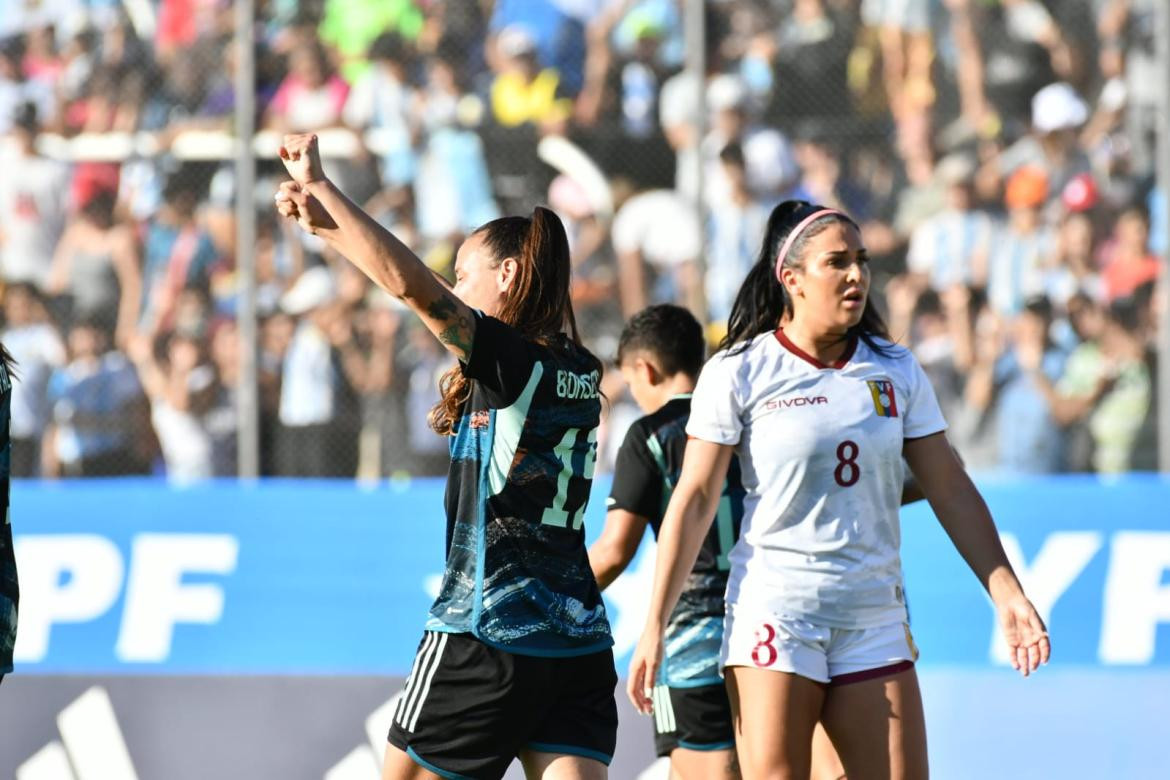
<box><xmin>426</xmin><ymin>295</ymin><xmax>475</xmax><ymax>356</ymax></box>
<box><xmin>425</xmin><ymin>297</ymin><xmax>458</xmax><ymax>321</ymax></box>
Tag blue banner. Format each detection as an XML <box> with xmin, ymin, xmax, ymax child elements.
<box><xmin>11</xmin><ymin>475</ymin><xmax>1170</xmax><ymax>674</ymax></box>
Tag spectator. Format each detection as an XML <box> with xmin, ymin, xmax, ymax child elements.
<box><xmin>342</xmin><ymin>32</ymin><xmax>419</xmax><ymax>193</ymax></box>
<box><xmin>1</xmin><ymin>283</ymin><xmax>65</xmax><ymax>476</ymax></box>
<box><xmin>265</xmin><ymin>39</ymin><xmax>350</xmax><ymax>132</ymax></box>
<box><xmin>1039</xmin><ymin>297</ymin><xmax>1152</xmax><ymax>473</ymax></box>
<box><xmin>0</xmin><ymin>102</ymin><xmax>69</xmax><ymax>288</ymax></box>
<box><xmin>401</xmin><ymin>319</ymin><xmax>449</xmax><ymax>476</ymax></box>
<box><xmin>986</xmin><ymin>165</ymin><xmax>1054</xmax><ymax>315</ymax></box>
<box><xmin>488</xmin><ymin>0</ymin><xmax>589</xmax><ymax>95</ymax></box>
<box><xmin>1097</xmin><ymin>0</ymin><xmax>1159</xmax><ymax>178</ymax></box>
<box><xmin>611</xmin><ymin>187</ymin><xmax>702</xmax><ymax>318</ymax></box>
<box><xmin>772</xmin><ymin>0</ymin><xmax>857</xmax><ymax>128</ymax></box>
<box><xmin>318</xmin><ymin>0</ymin><xmax>424</xmax><ymax>83</ymax></box>
<box><xmin>905</xmin><ymin>154</ymin><xmax>995</xmax><ymax>295</ymax></box>
<box><xmin>966</xmin><ymin>295</ymin><xmax>1067</xmax><ymax>474</ymax></box>
<box><xmin>998</xmin><ymin>82</ymin><xmax>1093</xmax><ymax>205</ymax></box>
<box><xmin>206</xmin><ymin>317</ymin><xmax>239</xmax><ymax>476</ymax></box>
<box><xmin>274</xmin><ymin>266</ymin><xmax>360</xmax><ymax>477</ymax></box>
<box><xmin>0</xmin><ymin>42</ymin><xmax>55</xmax><ymax>134</ymax></box>
<box><xmin>42</xmin><ymin>319</ymin><xmax>149</xmax><ymax>478</ymax></box>
<box><xmin>358</xmin><ymin>296</ymin><xmax>409</xmax><ymax>477</ymax></box>
<box><xmin>46</xmin><ymin>187</ymin><xmax>141</xmax><ymax>347</ymax></box>
<box><xmin>488</xmin><ymin>24</ymin><xmax>572</xmax><ymax>134</ymax></box>
<box><xmin>414</xmin><ymin>53</ymin><xmax>499</xmax><ymax>242</ymax></box>
<box><xmin>1098</xmin><ymin>205</ymin><xmax>1161</xmax><ymax>302</ymax></box>
<box><xmin>702</xmin><ymin>74</ymin><xmax>800</xmax><ymax>211</ymax></box>
<box><xmin>128</xmin><ymin>328</ymin><xmax>217</xmax><ymax>483</ymax></box>
<box><xmin>705</xmin><ymin>141</ymin><xmax>770</xmax><ymax>324</ymax></box>
<box><xmin>1043</xmin><ymin>207</ymin><xmax>1103</xmax><ymax>308</ymax></box>
<box><xmin>139</xmin><ymin>175</ymin><xmax>220</xmax><ymax>338</ymax></box>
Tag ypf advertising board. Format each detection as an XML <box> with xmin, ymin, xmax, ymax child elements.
<box><xmin>2</xmin><ymin>476</ymin><xmax>1169</xmax><ymax>778</ymax></box>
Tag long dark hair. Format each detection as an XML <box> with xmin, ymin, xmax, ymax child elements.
<box><xmin>0</xmin><ymin>343</ymin><xmax>16</xmax><ymax>382</ymax></box>
<box><xmin>429</xmin><ymin>206</ymin><xmax>593</xmax><ymax>435</ymax></box>
<box><xmin>719</xmin><ymin>200</ymin><xmax>894</xmax><ymax>357</ymax></box>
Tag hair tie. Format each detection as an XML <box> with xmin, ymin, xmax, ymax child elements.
<box><xmin>774</xmin><ymin>209</ymin><xmax>847</xmax><ymax>284</ymax></box>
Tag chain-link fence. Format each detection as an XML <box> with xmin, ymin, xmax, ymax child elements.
<box><xmin>0</xmin><ymin>0</ymin><xmax>1164</xmax><ymax>481</ymax></box>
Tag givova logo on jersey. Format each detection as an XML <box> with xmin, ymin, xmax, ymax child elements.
<box><xmin>866</xmin><ymin>380</ymin><xmax>899</xmax><ymax>418</ymax></box>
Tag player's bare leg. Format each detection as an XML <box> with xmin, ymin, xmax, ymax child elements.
<box><xmin>726</xmin><ymin>666</ymin><xmax>825</xmax><ymax>779</ymax></box>
<box><xmin>519</xmin><ymin>750</ymin><xmax>607</xmax><ymax>780</ymax></box>
<box><xmin>810</xmin><ymin>723</ymin><xmax>847</xmax><ymax>780</ymax></box>
<box><xmin>819</xmin><ymin>667</ymin><xmax>928</xmax><ymax>780</ymax></box>
<box><xmin>670</xmin><ymin>746</ymin><xmax>739</xmax><ymax>780</ymax></box>
<box><xmin>382</xmin><ymin>742</ymin><xmax>444</xmax><ymax>780</ymax></box>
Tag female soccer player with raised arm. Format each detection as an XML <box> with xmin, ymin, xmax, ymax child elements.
<box><xmin>276</xmin><ymin>134</ymin><xmax>617</xmax><ymax>780</ymax></box>
<box><xmin>626</xmin><ymin>201</ymin><xmax>1050</xmax><ymax>779</ymax></box>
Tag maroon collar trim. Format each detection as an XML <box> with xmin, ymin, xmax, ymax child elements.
<box><xmin>774</xmin><ymin>328</ymin><xmax>857</xmax><ymax>369</ymax></box>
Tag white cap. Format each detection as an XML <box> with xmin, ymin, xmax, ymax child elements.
<box><xmin>280</xmin><ymin>266</ymin><xmax>336</xmax><ymax>315</ymax></box>
<box><xmin>497</xmin><ymin>24</ymin><xmax>538</xmax><ymax>58</ymax></box>
<box><xmin>935</xmin><ymin>152</ymin><xmax>976</xmax><ymax>185</ymax></box>
<box><xmin>1032</xmin><ymin>82</ymin><xmax>1088</xmax><ymax>133</ymax></box>
<box><xmin>706</xmin><ymin>74</ymin><xmax>748</xmax><ymax>112</ymax></box>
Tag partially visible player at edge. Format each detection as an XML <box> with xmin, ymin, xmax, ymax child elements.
<box><xmin>276</xmin><ymin>134</ymin><xmax>617</xmax><ymax>780</ymax></box>
<box><xmin>0</xmin><ymin>343</ymin><xmax>17</xmax><ymax>687</ymax></box>
<box><xmin>626</xmin><ymin>201</ymin><xmax>1050</xmax><ymax>779</ymax></box>
<box><xmin>589</xmin><ymin>304</ymin><xmax>746</xmax><ymax>780</ymax></box>
<box><xmin>592</xmin><ymin>305</ymin><xmax>930</xmax><ymax>780</ymax></box>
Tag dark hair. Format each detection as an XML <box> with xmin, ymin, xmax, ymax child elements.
<box><xmin>719</xmin><ymin>141</ymin><xmax>745</xmax><ymax>169</ymax></box>
<box><xmin>617</xmin><ymin>304</ymin><xmax>705</xmax><ymax>378</ymax></box>
<box><xmin>913</xmin><ymin>289</ymin><xmax>943</xmax><ymax>320</ymax></box>
<box><xmin>429</xmin><ymin>206</ymin><xmax>594</xmax><ymax>435</ymax></box>
<box><xmin>0</xmin><ymin>342</ymin><xmax>16</xmax><ymax>381</ymax></box>
<box><xmin>1022</xmin><ymin>294</ymin><xmax>1054</xmax><ymax>322</ymax></box>
<box><xmin>81</xmin><ymin>189</ymin><xmax>118</xmax><ymax>227</ymax></box>
<box><xmin>1107</xmin><ymin>296</ymin><xmax>1142</xmax><ymax>332</ymax></box>
<box><xmin>13</xmin><ymin>101</ymin><xmax>38</xmax><ymax>134</ymax></box>
<box><xmin>368</xmin><ymin>32</ymin><xmax>411</xmax><ymax>65</ymax></box>
<box><xmin>719</xmin><ymin>200</ymin><xmax>893</xmax><ymax>356</ymax></box>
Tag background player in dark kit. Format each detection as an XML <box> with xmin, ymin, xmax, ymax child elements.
<box><xmin>590</xmin><ymin>304</ymin><xmax>744</xmax><ymax>780</ymax></box>
<box><xmin>276</xmin><ymin>134</ymin><xmax>616</xmax><ymax>780</ymax></box>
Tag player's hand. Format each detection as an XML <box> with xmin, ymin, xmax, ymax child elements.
<box><xmin>997</xmin><ymin>595</ymin><xmax>1050</xmax><ymax>677</ymax></box>
<box><xmin>626</xmin><ymin>629</ymin><xmax>664</xmax><ymax>715</ymax></box>
<box><xmin>279</xmin><ymin>133</ymin><xmax>327</xmax><ymax>186</ymax></box>
<box><xmin>274</xmin><ymin>180</ymin><xmax>337</xmax><ymax>235</ymax></box>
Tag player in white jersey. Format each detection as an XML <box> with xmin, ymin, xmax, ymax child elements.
<box><xmin>627</xmin><ymin>201</ymin><xmax>1050</xmax><ymax>779</ymax></box>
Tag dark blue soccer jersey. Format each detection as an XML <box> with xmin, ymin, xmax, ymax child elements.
<box><xmin>608</xmin><ymin>396</ymin><xmax>745</xmax><ymax>686</ymax></box>
<box><xmin>425</xmin><ymin>314</ymin><xmax>612</xmax><ymax>656</ymax></box>
<box><xmin>0</xmin><ymin>359</ymin><xmax>15</xmax><ymax>676</ymax></box>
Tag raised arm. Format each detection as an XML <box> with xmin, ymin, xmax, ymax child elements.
<box><xmin>627</xmin><ymin>438</ymin><xmax>733</xmax><ymax>713</ymax></box>
<box><xmin>903</xmin><ymin>432</ymin><xmax>1050</xmax><ymax>676</ymax></box>
<box><xmin>275</xmin><ymin>133</ymin><xmax>477</xmax><ymax>361</ymax></box>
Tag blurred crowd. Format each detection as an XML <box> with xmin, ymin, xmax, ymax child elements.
<box><xmin>0</xmin><ymin>0</ymin><xmax>1163</xmax><ymax>481</ymax></box>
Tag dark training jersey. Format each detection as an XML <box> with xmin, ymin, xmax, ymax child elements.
<box><xmin>0</xmin><ymin>358</ymin><xmax>16</xmax><ymax>676</ymax></box>
<box><xmin>426</xmin><ymin>314</ymin><xmax>612</xmax><ymax>656</ymax></box>
<box><xmin>608</xmin><ymin>396</ymin><xmax>745</xmax><ymax>686</ymax></box>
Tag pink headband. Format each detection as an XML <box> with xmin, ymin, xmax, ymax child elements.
<box><xmin>774</xmin><ymin>208</ymin><xmax>847</xmax><ymax>283</ymax></box>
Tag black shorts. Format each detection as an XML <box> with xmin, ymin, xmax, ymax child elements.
<box><xmin>651</xmin><ymin>682</ymin><xmax>735</xmax><ymax>758</ymax></box>
<box><xmin>387</xmin><ymin>631</ymin><xmax>618</xmax><ymax>780</ymax></box>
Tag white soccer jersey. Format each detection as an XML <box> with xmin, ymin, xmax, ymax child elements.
<box><xmin>688</xmin><ymin>329</ymin><xmax>947</xmax><ymax>629</ymax></box>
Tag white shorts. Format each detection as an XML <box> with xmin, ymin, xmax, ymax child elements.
<box><xmin>862</xmin><ymin>0</ymin><xmax>931</xmax><ymax>32</ymax></box>
<box><xmin>721</xmin><ymin>606</ymin><xmax>919</xmax><ymax>685</ymax></box>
